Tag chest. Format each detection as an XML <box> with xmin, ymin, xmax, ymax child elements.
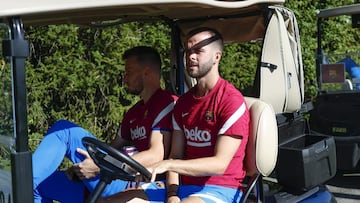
<box><xmin>127</xmin><ymin>106</ymin><xmax>155</xmax><ymax>136</ymax></box>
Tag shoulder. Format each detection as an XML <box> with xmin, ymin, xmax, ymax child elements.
<box><xmin>157</xmin><ymin>89</ymin><xmax>178</xmax><ymax>102</ymax></box>
<box><xmin>147</xmin><ymin>89</ymin><xmax>178</xmax><ymax>115</ymax></box>
<box><xmin>126</xmin><ymin>100</ymin><xmax>143</xmax><ymax>113</ymax></box>
<box><xmin>174</xmin><ymin>88</ymin><xmax>193</xmax><ymax>107</ymax></box>
<box><xmin>218</xmin><ymin>78</ymin><xmax>244</xmax><ymax>100</ymax></box>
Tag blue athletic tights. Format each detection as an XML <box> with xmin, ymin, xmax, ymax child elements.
<box><xmin>32</xmin><ymin>120</ymin><xmax>127</xmax><ymax>203</ymax></box>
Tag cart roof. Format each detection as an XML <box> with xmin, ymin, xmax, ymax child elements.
<box><xmin>317</xmin><ymin>3</ymin><xmax>360</xmax><ymax>18</ymax></box>
<box><xmin>0</xmin><ymin>0</ymin><xmax>284</xmax><ymax>26</ymax></box>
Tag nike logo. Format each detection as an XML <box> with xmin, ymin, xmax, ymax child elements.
<box><xmin>182</xmin><ymin>112</ymin><xmax>189</xmax><ymax>117</ymax></box>
<box><xmin>130</xmin><ymin>119</ymin><xmax>136</xmax><ymax>124</ymax></box>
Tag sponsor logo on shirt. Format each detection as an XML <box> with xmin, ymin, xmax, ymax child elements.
<box><xmin>130</xmin><ymin>126</ymin><xmax>147</xmax><ymax>140</ymax></box>
<box><xmin>184</xmin><ymin>126</ymin><xmax>211</xmax><ymax>147</ymax></box>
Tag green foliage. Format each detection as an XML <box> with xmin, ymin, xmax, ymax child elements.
<box><xmin>0</xmin><ymin>60</ymin><xmax>13</xmax><ymax>137</ymax></box>
<box><xmin>0</xmin><ymin>28</ymin><xmax>13</xmax><ymax>171</ymax></box>
<box><xmin>220</xmin><ymin>42</ymin><xmax>261</xmax><ymax>95</ymax></box>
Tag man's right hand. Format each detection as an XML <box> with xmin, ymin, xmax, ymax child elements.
<box><xmin>167</xmin><ymin>196</ymin><xmax>180</xmax><ymax>203</ymax></box>
<box><xmin>71</xmin><ymin>148</ymin><xmax>100</xmax><ymax>180</ymax></box>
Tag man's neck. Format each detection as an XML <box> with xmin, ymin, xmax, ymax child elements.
<box><xmin>140</xmin><ymin>86</ymin><xmax>160</xmax><ymax>103</ymax></box>
<box><xmin>195</xmin><ymin>74</ymin><xmax>219</xmax><ymax>97</ymax></box>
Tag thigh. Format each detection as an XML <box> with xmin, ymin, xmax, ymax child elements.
<box><xmin>181</xmin><ymin>196</ymin><xmax>205</xmax><ymax>203</ymax></box>
<box><xmin>84</xmin><ymin>178</ymin><xmax>128</xmax><ymax>197</ymax></box>
<box><xmin>42</xmin><ymin>119</ymin><xmax>96</xmax><ymax>164</ymax></box>
<box><xmin>37</xmin><ymin>170</ymin><xmax>85</xmax><ymax>203</ymax></box>
<box><xmin>141</xmin><ymin>181</ymin><xmax>166</xmax><ymax>203</ymax></box>
<box><xmin>99</xmin><ymin>188</ymin><xmax>149</xmax><ymax>203</ymax></box>
<box><xmin>179</xmin><ymin>185</ymin><xmax>242</xmax><ymax>203</ymax></box>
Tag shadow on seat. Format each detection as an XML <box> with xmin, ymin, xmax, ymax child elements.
<box><xmin>240</xmin><ymin>97</ymin><xmax>278</xmax><ymax>203</ymax></box>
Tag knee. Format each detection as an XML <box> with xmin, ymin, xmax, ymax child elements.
<box><xmin>46</xmin><ymin>119</ymin><xmax>79</xmax><ymax>135</ymax></box>
<box><xmin>53</xmin><ymin>119</ymin><xmax>78</xmax><ymax>128</ymax></box>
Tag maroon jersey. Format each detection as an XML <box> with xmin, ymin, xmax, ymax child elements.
<box><xmin>119</xmin><ymin>88</ymin><xmax>177</xmax><ymax>151</ymax></box>
<box><xmin>173</xmin><ymin>78</ymin><xmax>250</xmax><ymax>188</ymax></box>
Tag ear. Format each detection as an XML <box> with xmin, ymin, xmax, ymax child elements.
<box><xmin>214</xmin><ymin>51</ymin><xmax>222</xmax><ymax>63</ymax></box>
<box><xmin>143</xmin><ymin>66</ymin><xmax>151</xmax><ymax>77</ymax></box>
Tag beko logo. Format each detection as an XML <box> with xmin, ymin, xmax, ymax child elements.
<box><xmin>184</xmin><ymin>126</ymin><xmax>211</xmax><ymax>147</ymax></box>
<box><xmin>131</xmin><ymin>126</ymin><xmax>146</xmax><ymax>140</ymax></box>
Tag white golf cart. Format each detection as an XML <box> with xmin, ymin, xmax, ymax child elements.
<box><xmin>0</xmin><ymin>0</ymin><xmax>337</xmax><ymax>202</ymax></box>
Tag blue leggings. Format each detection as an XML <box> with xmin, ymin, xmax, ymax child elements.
<box><xmin>32</xmin><ymin>120</ymin><xmax>127</xmax><ymax>203</ymax></box>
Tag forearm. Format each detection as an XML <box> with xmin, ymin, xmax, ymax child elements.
<box><xmin>166</xmin><ymin>135</ymin><xmax>243</xmax><ymax>177</ymax></box>
<box><xmin>132</xmin><ymin>148</ymin><xmax>164</xmax><ymax>168</ymax></box>
<box><xmin>132</xmin><ymin>130</ymin><xmax>170</xmax><ymax>167</ymax></box>
<box><xmin>109</xmin><ymin>136</ymin><xmax>130</xmax><ymax>151</ymax></box>
<box><xmin>166</xmin><ymin>157</ymin><xmax>228</xmax><ymax>177</ymax></box>
<box><xmin>166</xmin><ymin>171</ymin><xmax>180</xmax><ymax>203</ymax></box>
<box><xmin>166</xmin><ymin>171</ymin><xmax>179</xmax><ymax>193</ymax></box>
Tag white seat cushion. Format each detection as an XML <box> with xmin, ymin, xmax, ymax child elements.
<box><xmin>244</xmin><ymin>97</ymin><xmax>278</xmax><ymax>177</ymax></box>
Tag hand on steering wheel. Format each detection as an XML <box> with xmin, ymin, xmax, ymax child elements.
<box><xmin>82</xmin><ymin>137</ymin><xmax>151</xmax><ymax>182</ymax></box>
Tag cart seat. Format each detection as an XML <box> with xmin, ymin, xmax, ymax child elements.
<box><xmin>240</xmin><ymin>97</ymin><xmax>278</xmax><ymax>202</ymax></box>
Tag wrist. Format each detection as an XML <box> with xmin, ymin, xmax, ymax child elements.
<box><xmin>167</xmin><ymin>190</ymin><xmax>178</xmax><ymax>197</ymax></box>
<box><xmin>167</xmin><ymin>183</ymin><xmax>178</xmax><ymax>198</ymax></box>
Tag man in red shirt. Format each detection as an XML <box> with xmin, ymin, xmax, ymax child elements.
<box><xmin>32</xmin><ymin>46</ymin><xmax>177</xmax><ymax>203</ymax></box>
<box><xmin>100</xmin><ymin>27</ymin><xmax>250</xmax><ymax>203</ymax></box>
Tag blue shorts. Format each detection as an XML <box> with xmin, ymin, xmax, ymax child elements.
<box><xmin>141</xmin><ymin>181</ymin><xmax>242</xmax><ymax>203</ymax></box>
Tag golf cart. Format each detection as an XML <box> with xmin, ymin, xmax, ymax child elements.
<box><xmin>310</xmin><ymin>3</ymin><xmax>360</xmax><ymax>172</ymax></box>
<box><xmin>0</xmin><ymin>0</ymin><xmax>337</xmax><ymax>202</ymax></box>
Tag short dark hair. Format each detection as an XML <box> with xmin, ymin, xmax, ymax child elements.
<box><xmin>122</xmin><ymin>46</ymin><xmax>161</xmax><ymax>72</ymax></box>
<box><xmin>185</xmin><ymin>27</ymin><xmax>224</xmax><ymax>51</ymax></box>
<box><xmin>186</xmin><ymin>27</ymin><xmax>222</xmax><ymax>40</ymax></box>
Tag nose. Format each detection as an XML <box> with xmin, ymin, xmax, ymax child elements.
<box><xmin>185</xmin><ymin>51</ymin><xmax>196</xmax><ymax>61</ymax></box>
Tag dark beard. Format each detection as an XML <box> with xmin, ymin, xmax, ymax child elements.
<box><xmin>187</xmin><ymin>59</ymin><xmax>213</xmax><ymax>78</ymax></box>
<box><xmin>126</xmin><ymin>86</ymin><xmax>143</xmax><ymax>95</ymax></box>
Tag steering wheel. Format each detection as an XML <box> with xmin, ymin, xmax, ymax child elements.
<box><xmin>82</xmin><ymin>137</ymin><xmax>152</xmax><ymax>203</ymax></box>
<box><xmin>82</xmin><ymin>137</ymin><xmax>151</xmax><ymax>182</ymax></box>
